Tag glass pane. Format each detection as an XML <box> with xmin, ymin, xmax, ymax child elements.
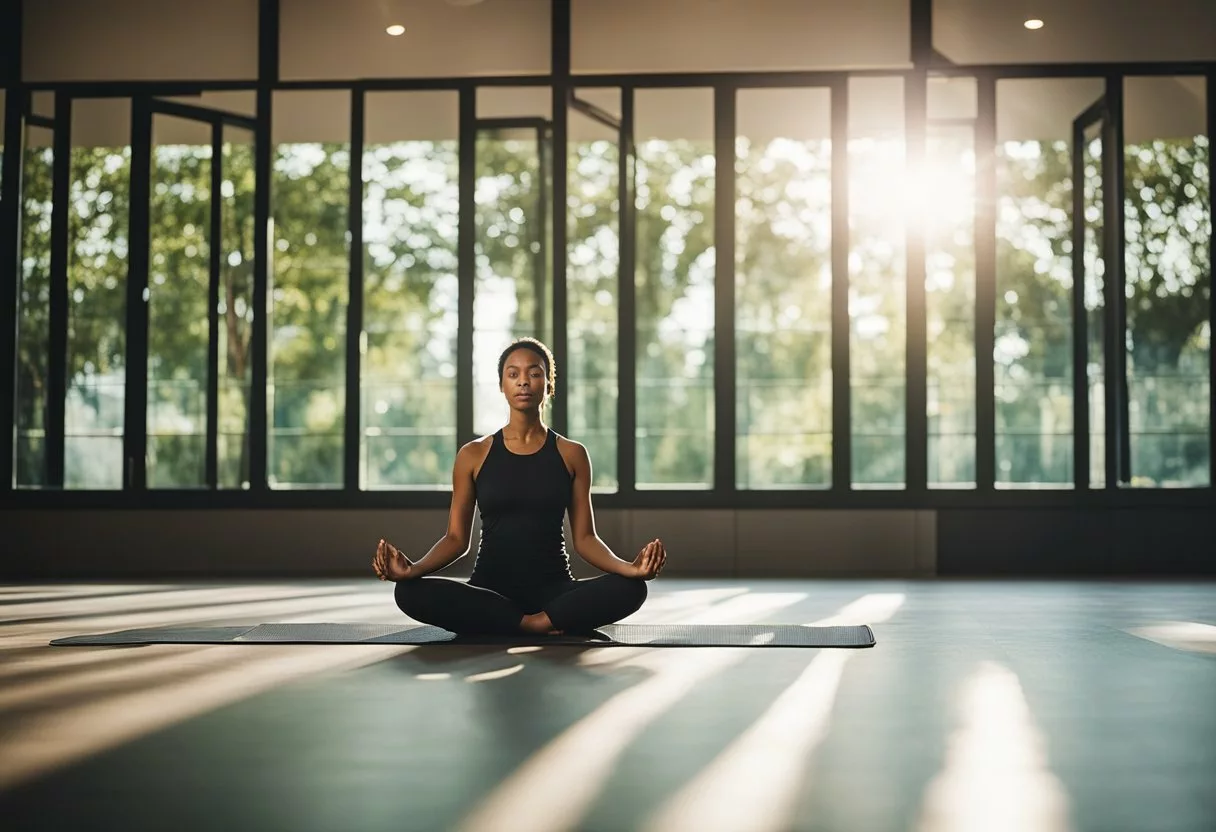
<box><xmin>219</xmin><ymin>127</ymin><xmax>255</xmax><ymax>490</ymax></box>
<box><xmin>270</xmin><ymin>91</ymin><xmax>350</xmax><ymax>489</ymax></box>
<box><xmin>473</xmin><ymin>89</ymin><xmax>553</xmax><ymax>438</ymax></box>
<box><xmin>994</xmin><ymin>79</ymin><xmax>1103</xmax><ymax>488</ymax></box>
<box><xmin>280</xmin><ymin>0</ymin><xmax>549</xmax><ymax>81</ymax></box>
<box><xmin>1082</xmin><ymin>121</ymin><xmax>1105</xmax><ymax>488</ymax></box>
<box><xmin>147</xmin><ymin>115</ymin><xmax>211</xmax><ymax>489</ymax></box>
<box><xmin>66</xmin><ymin>99</ymin><xmax>131</xmax><ymax>490</ymax></box>
<box><xmin>573</xmin><ymin>0</ymin><xmax>909</xmax><ymax>72</ymax></box>
<box><xmin>849</xmin><ymin>77</ymin><xmax>906</xmax><ymax>488</ymax></box>
<box><xmin>1123</xmin><ymin>77</ymin><xmax>1210</xmax><ymax>487</ymax></box>
<box><xmin>362</xmin><ymin>91</ymin><xmax>459</xmax><ymax>490</ymax></box>
<box><xmin>635</xmin><ymin>89</ymin><xmax>715</xmax><ymax>490</ymax></box>
<box><xmin>23</xmin><ymin>0</ymin><xmax>258</xmax><ymax>82</ymax></box>
<box><xmin>934</xmin><ymin>0</ymin><xmax>1216</xmax><ymax>64</ymax></box>
<box><xmin>568</xmin><ymin>89</ymin><xmax>620</xmax><ymax>492</ymax></box>
<box><xmin>736</xmin><ymin>87</ymin><xmax>832</xmax><ymax>490</ymax></box>
<box><xmin>14</xmin><ymin>126</ymin><xmax>54</xmax><ymax>488</ymax></box>
<box><xmin>927</xmin><ymin>83</ymin><xmax>977</xmax><ymax>488</ymax></box>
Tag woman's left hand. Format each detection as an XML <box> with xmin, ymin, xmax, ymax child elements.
<box><xmin>628</xmin><ymin>539</ymin><xmax>667</xmax><ymax>581</ymax></box>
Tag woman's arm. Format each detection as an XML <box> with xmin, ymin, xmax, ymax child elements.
<box><xmin>567</xmin><ymin>442</ymin><xmax>666</xmax><ymax>579</ymax></box>
<box><xmin>374</xmin><ymin>442</ymin><xmax>479</xmax><ymax>581</ymax></box>
<box><xmin>408</xmin><ymin>443</ymin><xmax>479</xmax><ymax>577</ymax></box>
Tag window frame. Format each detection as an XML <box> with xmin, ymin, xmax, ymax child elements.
<box><xmin>0</xmin><ymin>1</ymin><xmax>1212</xmax><ymax>512</ymax></box>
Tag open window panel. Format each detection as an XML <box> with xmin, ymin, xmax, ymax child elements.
<box><xmin>136</xmin><ymin>94</ymin><xmax>257</xmax><ymax>490</ymax></box>
<box><xmin>1069</xmin><ymin>75</ymin><xmax>1211</xmax><ymax>490</ymax></box>
<box><xmin>1071</xmin><ymin>93</ymin><xmax>1111</xmax><ymax>489</ymax></box>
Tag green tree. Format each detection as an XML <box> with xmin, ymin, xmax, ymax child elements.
<box><xmin>12</xmin><ymin>114</ymin><xmax>1208</xmax><ymax>491</ymax></box>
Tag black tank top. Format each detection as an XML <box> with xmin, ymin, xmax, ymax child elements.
<box><xmin>470</xmin><ymin>428</ymin><xmax>574</xmax><ymax>591</ymax></box>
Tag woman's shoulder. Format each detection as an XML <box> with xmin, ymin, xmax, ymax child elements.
<box><xmin>457</xmin><ymin>433</ymin><xmax>497</xmax><ymax>475</ymax></box>
<box><xmin>554</xmin><ymin>434</ymin><xmax>590</xmax><ymax>465</ymax></box>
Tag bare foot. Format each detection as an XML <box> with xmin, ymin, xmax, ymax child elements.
<box><xmin>519</xmin><ymin>612</ymin><xmax>563</xmax><ymax>636</ymax></box>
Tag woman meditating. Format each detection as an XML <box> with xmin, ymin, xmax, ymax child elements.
<box><xmin>372</xmin><ymin>337</ymin><xmax>666</xmax><ymax>635</ymax></box>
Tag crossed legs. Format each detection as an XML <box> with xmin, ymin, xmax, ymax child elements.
<box><xmin>394</xmin><ymin>574</ymin><xmax>647</xmax><ymax>635</ymax></box>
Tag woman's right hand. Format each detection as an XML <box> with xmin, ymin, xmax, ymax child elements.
<box><xmin>373</xmin><ymin>538</ymin><xmax>415</xmax><ymax>582</ymax></box>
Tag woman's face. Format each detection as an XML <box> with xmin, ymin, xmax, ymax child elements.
<box><xmin>501</xmin><ymin>348</ymin><xmax>548</xmax><ymax>412</ymax></box>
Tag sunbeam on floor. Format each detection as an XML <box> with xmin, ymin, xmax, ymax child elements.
<box><xmin>1</xmin><ymin>579</ymin><xmax>1214</xmax><ymax>832</ymax></box>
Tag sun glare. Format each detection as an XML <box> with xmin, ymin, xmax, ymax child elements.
<box><xmin>850</xmin><ymin>138</ymin><xmax>976</xmax><ymax>240</ymax></box>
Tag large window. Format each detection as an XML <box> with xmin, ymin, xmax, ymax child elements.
<box><xmin>14</xmin><ymin>125</ymin><xmax>54</xmax><ymax>487</ymax></box>
<box><xmin>1122</xmin><ymin>77</ymin><xmax>1210</xmax><ymax>487</ymax></box>
<box><xmin>472</xmin><ymin>87</ymin><xmax>553</xmax><ymax>438</ymax></box>
<box><xmin>568</xmin><ymin>89</ymin><xmax>621</xmax><ymax>491</ymax></box>
<box><xmin>849</xmin><ymin>77</ymin><xmax>907</xmax><ymax>488</ymax></box>
<box><xmin>143</xmin><ymin>110</ymin><xmax>256</xmax><ymax>490</ymax></box>
<box><xmin>146</xmin><ymin>114</ymin><xmax>212</xmax><ymax>488</ymax></box>
<box><xmin>270</xmin><ymin>91</ymin><xmax>350</xmax><ymax>489</ymax></box>
<box><xmin>736</xmin><ymin>87</ymin><xmax>833</xmax><ymax>489</ymax></box>
<box><xmin>66</xmin><ymin>99</ymin><xmax>131</xmax><ymax>489</ymax></box>
<box><xmin>362</xmin><ymin>91</ymin><xmax>460</xmax><ymax>489</ymax></box>
<box><xmin>3</xmin><ymin>70</ymin><xmax>1210</xmax><ymax>501</ymax></box>
<box><xmin>634</xmin><ymin>88</ymin><xmax>715</xmax><ymax>489</ymax></box>
<box><xmin>926</xmin><ymin>77</ymin><xmax>978</xmax><ymax>488</ymax></box>
<box><xmin>994</xmin><ymin>78</ymin><xmax>1102</xmax><ymax>488</ymax></box>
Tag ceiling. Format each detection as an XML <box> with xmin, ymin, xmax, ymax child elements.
<box><xmin>21</xmin><ymin>0</ymin><xmax>1216</xmax><ymax>84</ymax></box>
<box><xmin>935</xmin><ymin>0</ymin><xmax>1216</xmax><ymax>64</ymax></box>
<box><xmin>14</xmin><ymin>1</ymin><xmax>1211</xmax><ymax>145</ymax></box>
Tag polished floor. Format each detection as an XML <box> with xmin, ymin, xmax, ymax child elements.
<box><xmin>0</xmin><ymin>579</ymin><xmax>1213</xmax><ymax>832</ymax></box>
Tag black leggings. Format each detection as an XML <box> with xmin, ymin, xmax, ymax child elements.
<box><xmin>394</xmin><ymin>574</ymin><xmax>647</xmax><ymax>635</ymax></box>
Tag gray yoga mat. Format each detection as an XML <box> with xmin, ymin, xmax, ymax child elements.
<box><xmin>51</xmin><ymin>622</ymin><xmax>876</xmax><ymax>648</ymax></box>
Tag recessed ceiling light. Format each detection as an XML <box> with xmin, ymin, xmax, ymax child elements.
<box><xmin>386</xmin><ymin>24</ymin><xmax>405</xmax><ymax>36</ymax></box>
<box><xmin>1024</xmin><ymin>18</ymin><xmax>1044</xmax><ymax>30</ymax></box>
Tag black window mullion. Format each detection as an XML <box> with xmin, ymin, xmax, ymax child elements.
<box><xmin>206</xmin><ymin>120</ymin><xmax>222</xmax><ymax>489</ymax></box>
<box><xmin>975</xmin><ymin>75</ymin><xmax>997</xmax><ymax>491</ymax></box>
<box><xmin>1070</xmin><ymin>108</ymin><xmax>1093</xmax><ymax>491</ymax></box>
<box><xmin>249</xmin><ymin>0</ymin><xmax>277</xmax><ymax>490</ymax></box>
<box><xmin>1113</xmin><ymin>83</ymin><xmax>1131</xmax><ymax>485</ymax></box>
<box><xmin>47</xmin><ymin>94</ymin><xmax>71</xmax><ymax>489</ymax></box>
<box><xmin>535</xmin><ymin>125</ymin><xmax>550</xmax><ymax>371</ymax></box>
<box><xmin>344</xmin><ymin>89</ymin><xmax>364</xmax><ymax>491</ymax></box>
<box><xmin>124</xmin><ymin>98</ymin><xmax>152</xmax><ymax>491</ymax></box>
<box><xmin>551</xmin><ymin>0</ymin><xmax>570</xmax><ymax>436</ymax></box>
<box><xmin>906</xmin><ymin>71</ymin><xmax>929</xmax><ymax>491</ymax></box>
<box><xmin>457</xmin><ymin>85</ymin><xmax>475</xmax><ymax>447</ymax></box>
<box><xmin>831</xmin><ymin>78</ymin><xmax>850</xmax><ymax>491</ymax></box>
<box><xmin>1209</xmin><ymin>72</ymin><xmax>1215</xmax><ymax>488</ymax></box>
<box><xmin>713</xmin><ymin>85</ymin><xmax>736</xmax><ymax>493</ymax></box>
<box><xmin>1</xmin><ymin>89</ymin><xmax>24</xmax><ymax>489</ymax></box>
<box><xmin>249</xmin><ymin>88</ymin><xmax>271</xmax><ymax>491</ymax></box>
<box><xmin>618</xmin><ymin>87</ymin><xmax>637</xmax><ymax>495</ymax></box>
<box><xmin>1102</xmin><ymin>76</ymin><xmax>1128</xmax><ymax>487</ymax></box>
